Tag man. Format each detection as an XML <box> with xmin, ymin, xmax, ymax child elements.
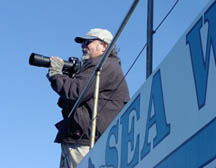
<box><xmin>47</xmin><ymin>28</ymin><xmax>130</xmax><ymax>168</ymax></box>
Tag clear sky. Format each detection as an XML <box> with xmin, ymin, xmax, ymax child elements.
<box><xmin>0</xmin><ymin>0</ymin><xmax>210</xmax><ymax>167</ymax></box>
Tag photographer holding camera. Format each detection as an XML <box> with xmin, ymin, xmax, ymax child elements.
<box><xmin>47</xmin><ymin>28</ymin><xmax>130</xmax><ymax>168</ymax></box>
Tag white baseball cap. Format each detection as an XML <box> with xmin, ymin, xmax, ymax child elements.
<box><xmin>75</xmin><ymin>28</ymin><xmax>113</xmax><ymax>44</ymax></box>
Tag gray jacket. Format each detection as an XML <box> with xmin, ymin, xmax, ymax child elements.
<box><xmin>49</xmin><ymin>55</ymin><xmax>130</xmax><ymax>145</ymax></box>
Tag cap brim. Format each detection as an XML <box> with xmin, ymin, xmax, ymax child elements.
<box><xmin>74</xmin><ymin>36</ymin><xmax>97</xmax><ymax>43</ymax></box>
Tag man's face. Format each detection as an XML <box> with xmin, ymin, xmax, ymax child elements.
<box><xmin>82</xmin><ymin>40</ymin><xmax>107</xmax><ymax>59</ymax></box>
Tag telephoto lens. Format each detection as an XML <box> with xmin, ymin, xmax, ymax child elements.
<box><xmin>29</xmin><ymin>53</ymin><xmax>50</xmax><ymax>68</ymax></box>
<box><xmin>29</xmin><ymin>53</ymin><xmax>81</xmax><ymax>77</ymax></box>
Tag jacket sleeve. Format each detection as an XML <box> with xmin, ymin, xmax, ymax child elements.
<box><xmin>48</xmin><ymin>60</ymin><xmax>116</xmax><ymax>103</ymax></box>
<box><xmin>48</xmin><ymin>66</ymin><xmax>93</xmax><ymax>102</ymax></box>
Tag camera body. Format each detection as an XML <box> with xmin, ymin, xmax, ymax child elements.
<box><xmin>29</xmin><ymin>53</ymin><xmax>81</xmax><ymax>77</ymax></box>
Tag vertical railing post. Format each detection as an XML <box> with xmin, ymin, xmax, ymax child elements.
<box><xmin>90</xmin><ymin>70</ymin><xmax>101</xmax><ymax>149</ymax></box>
<box><xmin>146</xmin><ymin>0</ymin><xmax>154</xmax><ymax>79</ymax></box>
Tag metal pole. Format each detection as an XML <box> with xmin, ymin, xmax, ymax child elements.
<box><xmin>90</xmin><ymin>71</ymin><xmax>100</xmax><ymax>149</ymax></box>
<box><xmin>146</xmin><ymin>0</ymin><xmax>154</xmax><ymax>79</ymax></box>
<box><xmin>89</xmin><ymin>0</ymin><xmax>141</xmax><ymax>148</ymax></box>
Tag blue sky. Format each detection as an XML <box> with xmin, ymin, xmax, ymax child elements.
<box><xmin>0</xmin><ymin>0</ymin><xmax>210</xmax><ymax>167</ymax></box>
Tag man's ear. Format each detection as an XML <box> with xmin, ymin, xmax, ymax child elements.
<box><xmin>102</xmin><ymin>43</ymin><xmax>108</xmax><ymax>52</ymax></box>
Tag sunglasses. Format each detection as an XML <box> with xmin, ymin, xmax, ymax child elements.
<box><xmin>82</xmin><ymin>39</ymin><xmax>94</xmax><ymax>46</ymax></box>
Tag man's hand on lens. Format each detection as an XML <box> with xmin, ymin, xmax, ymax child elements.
<box><xmin>47</xmin><ymin>56</ymin><xmax>64</xmax><ymax>79</ymax></box>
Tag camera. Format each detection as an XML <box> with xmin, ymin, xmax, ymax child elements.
<box><xmin>29</xmin><ymin>53</ymin><xmax>81</xmax><ymax>77</ymax></box>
